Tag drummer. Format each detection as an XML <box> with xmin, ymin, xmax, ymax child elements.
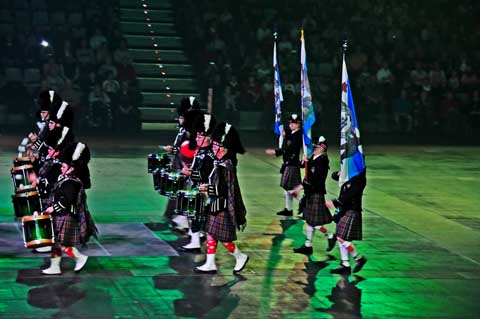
<box><xmin>178</xmin><ymin>113</ymin><xmax>216</xmax><ymax>252</ymax></box>
<box><xmin>37</xmin><ymin>126</ymin><xmax>74</xmax><ymax>206</ymax></box>
<box><xmin>195</xmin><ymin>122</ymin><xmax>249</xmax><ymax>274</ymax></box>
<box><xmin>41</xmin><ymin>142</ymin><xmax>97</xmax><ymax>275</ymax></box>
<box><xmin>162</xmin><ymin>96</ymin><xmax>200</xmax><ymax>170</ymax></box>
<box><xmin>28</xmin><ymin>90</ymin><xmax>63</xmax><ymax>168</ymax></box>
<box><xmin>164</xmin><ymin>105</ymin><xmax>203</xmax><ymax>232</ymax></box>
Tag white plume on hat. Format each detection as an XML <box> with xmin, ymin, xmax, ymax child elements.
<box><xmin>49</xmin><ymin>90</ymin><xmax>55</xmax><ymax>102</ymax></box>
<box><xmin>189</xmin><ymin>96</ymin><xmax>196</xmax><ymax>106</ymax></box>
<box><xmin>57</xmin><ymin>101</ymin><xmax>69</xmax><ymax>120</ymax></box>
<box><xmin>57</xmin><ymin>127</ymin><xmax>70</xmax><ymax>146</ymax></box>
<box><xmin>204</xmin><ymin>114</ymin><xmax>211</xmax><ymax>132</ymax></box>
<box><xmin>72</xmin><ymin>142</ymin><xmax>85</xmax><ymax>161</ymax></box>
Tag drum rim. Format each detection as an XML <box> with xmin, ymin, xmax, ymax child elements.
<box><xmin>14</xmin><ymin>156</ymin><xmax>32</xmax><ymax>162</ymax></box>
<box><xmin>22</xmin><ymin>214</ymin><xmax>51</xmax><ymax>222</ymax></box>
<box><xmin>25</xmin><ymin>239</ymin><xmax>54</xmax><ymax>248</ymax></box>
<box><xmin>11</xmin><ymin>164</ymin><xmax>34</xmax><ymax>171</ymax></box>
<box><xmin>14</xmin><ymin>185</ymin><xmax>37</xmax><ymax>193</ymax></box>
<box><xmin>13</xmin><ymin>191</ymin><xmax>39</xmax><ymax>198</ymax></box>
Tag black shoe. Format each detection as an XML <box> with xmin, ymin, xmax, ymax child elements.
<box><xmin>353</xmin><ymin>256</ymin><xmax>367</xmax><ymax>273</ymax></box>
<box><xmin>293</xmin><ymin>245</ymin><xmax>313</xmax><ymax>255</ymax></box>
<box><xmin>178</xmin><ymin>246</ymin><xmax>201</xmax><ymax>253</ymax></box>
<box><xmin>326</xmin><ymin>236</ymin><xmax>337</xmax><ymax>252</ymax></box>
<box><xmin>276</xmin><ymin>209</ymin><xmax>293</xmax><ymax>216</ymax></box>
<box><xmin>330</xmin><ymin>265</ymin><xmax>351</xmax><ymax>274</ymax></box>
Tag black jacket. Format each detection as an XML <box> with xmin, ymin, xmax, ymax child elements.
<box><xmin>333</xmin><ymin>171</ymin><xmax>367</xmax><ymax>213</ymax></box>
<box><xmin>303</xmin><ymin>153</ymin><xmax>329</xmax><ymax>195</ymax></box>
<box><xmin>275</xmin><ymin>129</ymin><xmax>302</xmax><ymax>167</ymax></box>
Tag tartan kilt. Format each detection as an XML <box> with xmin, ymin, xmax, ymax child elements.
<box><xmin>336</xmin><ymin>210</ymin><xmax>362</xmax><ymax>241</ymax></box>
<box><xmin>205</xmin><ymin>210</ymin><xmax>237</xmax><ymax>242</ymax></box>
<box><xmin>54</xmin><ymin>214</ymin><xmax>80</xmax><ymax>247</ymax></box>
<box><xmin>302</xmin><ymin>193</ymin><xmax>333</xmax><ymax>226</ymax></box>
<box><xmin>280</xmin><ymin>166</ymin><xmax>301</xmax><ymax>191</ymax></box>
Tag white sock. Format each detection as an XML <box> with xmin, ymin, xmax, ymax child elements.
<box><xmin>305</xmin><ymin>224</ymin><xmax>314</xmax><ymax>247</ymax></box>
<box><xmin>285</xmin><ymin>191</ymin><xmax>293</xmax><ymax>211</ymax></box>
<box><xmin>338</xmin><ymin>242</ymin><xmax>350</xmax><ymax>267</ymax></box>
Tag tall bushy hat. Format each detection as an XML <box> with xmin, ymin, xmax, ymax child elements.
<box><xmin>50</xmin><ymin>101</ymin><xmax>74</xmax><ymax>128</ymax></box>
<box><xmin>211</xmin><ymin>122</ymin><xmax>245</xmax><ymax>155</ymax></box>
<box><xmin>192</xmin><ymin>113</ymin><xmax>217</xmax><ymax>136</ymax></box>
<box><xmin>37</xmin><ymin>89</ymin><xmax>62</xmax><ymax>112</ymax></box>
<box><xmin>45</xmin><ymin>126</ymin><xmax>74</xmax><ymax>151</ymax></box>
<box><xmin>59</xmin><ymin>141</ymin><xmax>91</xmax><ymax>188</ymax></box>
<box><xmin>177</xmin><ymin>96</ymin><xmax>200</xmax><ymax>116</ymax></box>
<box><xmin>189</xmin><ymin>113</ymin><xmax>216</xmax><ymax>148</ymax></box>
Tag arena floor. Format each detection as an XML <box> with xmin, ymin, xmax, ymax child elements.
<box><xmin>0</xmin><ymin>131</ymin><xmax>479</xmax><ymax>318</ymax></box>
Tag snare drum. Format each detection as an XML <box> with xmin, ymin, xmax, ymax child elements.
<box><xmin>21</xmin><ymin>214</ymin><xmax>55</xmax><ymax>248</ymax></box>
<box><xmin>155</xmin><ymin>170</ymin><xmax>186</xmax><ymax>198</ymax></box>
<box><xmin>176</xmin><ymin>190</ymin><xmax>207</xmax><ymax>217</ymax></box>
<box><xmin>11</xmin><ymin>164</ymin><xmax>34</xmax><ymax>192</ymax></box>
<box><xmin>13</xmin><ymin>156</ymin><xmax>32</xmax><ymax>167</ymax></box>
<box><xmin>12</xmin><ymin>191</ymin><xmax>42</xmax><ymax>218</ymax></box>
<box><xmin>147</xmin><ymin>152</ymin><xmax>171</xmax><ymax>173</ymax></box>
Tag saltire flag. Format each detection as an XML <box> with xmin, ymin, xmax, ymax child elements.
<box><xmin>339</xmin><ymin>53</ymin><xmax>366</xmax><ymax>186</ymax></box>
<box><xmin>300</xmin><ymin>30</ymin><xmax>316</xmax><ymax>156</ymax></box>
<box><xmin>273</xmin><ymin>38</ymin><xmax>284</xmax><ymax>147</ymax></box>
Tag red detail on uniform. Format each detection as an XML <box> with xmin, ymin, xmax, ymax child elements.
<box><xmin>180</xmin><ymin>141</ymin><xmax>197</xmax><ymax>159</ymax></box>
<box><xmin>342</xmin><ymin>82</ymin><xmax>348</xmax><ymax>92</ymax></box>
<box><xmin>346</xmin><ymin>245</ymin><xmax>354</xmax><ymax>252</ymax></box>
<box><xmin>222</xmin><ymin>241</ymin><xmax>236</xmax><ymax>253</ymax></box>
<box><xmin>319</xmin><ymin>226</ymin><xmax>327</xmax><ymax>234</ymax></box>
<box><xmin>207</xmin><ymin>238</ymin><xmax>217</xmax><ymax>254</ymax></box>
<box><xmin>63</xmin><ymin>246</ymin><xmax>74</xmax><ymax>257</ymax></box>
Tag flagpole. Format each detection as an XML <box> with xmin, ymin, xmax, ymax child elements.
<box><xmin>300</xmin><ymin>28</ymin><xmax>308</xmax><ymax>178</ymax></box>
<box><xmin>273</xmin><ymin>31</ymin><xmax>284</xmax><ymax>148</ymax></box>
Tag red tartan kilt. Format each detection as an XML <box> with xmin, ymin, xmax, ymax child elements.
<box><xmin>280</xmin><ymin>166</ymin><xmax>301</xmax><ymax>191</ymax></box>
<box><xmin>335</xmin><ymin>210</ymin><xmax>362</xmax><ymax>241</ymax></box>
<box><xmin>54</xmin><ymin>214</ymin><xmax>80</xmax><ymax>247</ymax></box>
<box><xmin>205</xmin><ymin>211</ymin><xmax>237</xmax><ymax>242</ymax></box>
<box><xmin>302</xmin><ymin>193</ymin><xmax>333</xmax><ymax>226</ymax></box>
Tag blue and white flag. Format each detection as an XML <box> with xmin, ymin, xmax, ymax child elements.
<box><xmin>273</xmin><ymin>39</ymin><xmax>284</xmax><ymax>147</ymax></box>
<box><xmin>339</xmin><ymin>54</ymin><xmax>366</xmax><ymax>185</ymax></box>
<box><xmin>300</xmin><ymin>30</ymin><xmax>316</xmax><ymax>156</ymax></box>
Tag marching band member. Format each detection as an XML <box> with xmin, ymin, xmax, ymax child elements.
<box><xmin>41</xmin><ymin>142</ymin><xmax>97</xmax><ymax>275</ymax></box>
<box><xmin>195</xmin><ymin>122</ymin><xmax>248</xmax><ymax>274</ymax></box>
<box><xmin>292</xmin><ymin>136</ymin><xmax>336</xmax><ymax>255</ymax></box>
<box><xmin>265</xmin><ymin>113</ymin><xmax>303</xmax><ymax>216</ymax></box>
<box><xmin>162</xmin><ymin>96</ymin><xmax>200</xmax><ymax>170</ymax></box>
<box><xmin>179</xmin><ymin>113</ymin><xmax>216</xmax><ymax>252</ymax></box>
<box><xmin>326</xmin><ymin>170</ymin><xmax>368</xmax><ymax>274</ymax></box>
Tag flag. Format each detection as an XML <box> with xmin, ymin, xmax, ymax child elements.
<box><xmin>300</xmin><ymin>30</ymin><xmax>316</xmax><ymax>156</ymax></box>
<box><xmin>339</xmin><ymin>54</ymin><xmax>366</xmax><ymax>186</ymax></box>
<box><xmin>273</xmin><ymin>40</ymin><xmax>284</xmax><ymax>138</ymax></box>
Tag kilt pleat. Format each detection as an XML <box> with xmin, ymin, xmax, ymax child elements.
<box><xmin>302</xmin><ymin>193</ymin><xmax>332</xmax><ymax>226</ymax></box>
<box><xmin>54</xmin><ymin>214</ymin><xmax>80</xmax><ymax>246</ymax></box>
<box><xmin>206</xmin><ymin>211</ymin><xmax>237</xmax><ymax>242</ymax></box>
<box><xmin>280</xmin><ymin>166</ymin><xmax>301</xmax><ymax>191</ymax></box>
<box><xmin>335</xmin><ymin>210</ymin><xmax>362</xmax><ymax>241</ymax></box>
